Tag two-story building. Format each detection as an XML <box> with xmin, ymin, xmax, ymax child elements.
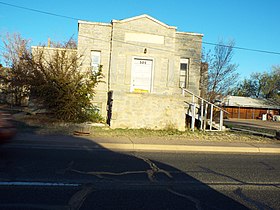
<box><xmin>78</xmin><ymin>14</ymin><xmax>204</xmax><ymax>131</ymax></box>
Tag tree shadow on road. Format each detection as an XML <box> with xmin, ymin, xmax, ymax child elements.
<box><xmin>0</xmin><ymin>130</ymin><xmax>252</xmax><ymax>210</ymax></box>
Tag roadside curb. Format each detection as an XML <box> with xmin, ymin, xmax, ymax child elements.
<box><xmin>99</xmin><ymin>143</ymin><xmax>280</xmax><ymax>154</ymax></box>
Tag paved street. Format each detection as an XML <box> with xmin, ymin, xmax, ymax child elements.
<box><xmin>0</xmin><ymin>137</ymin><xmax>279</xmax><ymax>210</ymax></box>
<box><xmin>225</xmin><ymin>119</ymin><xmax>280</xmax><ymax>130</ymax></box>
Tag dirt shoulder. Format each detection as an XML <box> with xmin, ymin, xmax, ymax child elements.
<box><xmin>10</xmin><ymin>113</ymin><xmax>280</xmax><ymax>145</ymax></box>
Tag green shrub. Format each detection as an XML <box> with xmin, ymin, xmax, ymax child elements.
<box><xmin>2</xmin><ymin>34</ymin><xmax>104</xmax><ymax>122</ymax></box>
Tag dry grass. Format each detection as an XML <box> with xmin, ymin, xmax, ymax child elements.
<box><xmin>11</xmin><ymin>112</ymin><xmax>279</xmax><ymax>144</ymax></box>
<box><xmin>89</xmin><ymin>127</ymin><xmax>277</xmax><ymax>143</ymax></box>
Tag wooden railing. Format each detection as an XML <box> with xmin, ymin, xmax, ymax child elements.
<box><xmin>182</xmin><ymin>88</ymin><xmax>229</xmax><ymax>131</ymax></box>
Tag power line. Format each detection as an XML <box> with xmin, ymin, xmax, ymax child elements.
<box><xmin>105</xmin><ymin>26</ymin><xmax>280</xmax><ymax>56</ymax></box>
<box><xmin>98</xmin><ymin>26</ymin><xmax>280</xmax><ymax>56</ymax></box>
<box><xmin>0</xmin><ymin>1</ymin><xmax>79</xmax><ymax>21</ymax></box>
<box><xmin>202</xmin><ymin>42</ymin><xmax>280</xmax><ymax>56</ymax></box>
<box><xmin>1</xmin><ymin>1</ymin><xmax>280</xmax><ymax>56</ymax></box>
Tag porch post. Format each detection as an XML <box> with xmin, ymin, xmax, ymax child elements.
<box><xmin>204</xmin><ymin>103</ymin><xmax>208</xmax><ymax>131</ymax></box>
<box><xmin>219</xmin><ymin>110</ymin><xmax>223</xmax><ymax>131</ymax></box>
<box><xmin>210</xmin><ymin>104</ymin><xmax>213</xmax><ymax>131</ymax></box>
<box><xmin>191</xmin><ymin>103</ymin><xmax>196</xmax><ymax>131</ymax></box>
<box><xmin>200</xmin><ymin>99</ymin><xmax>204</xmax><ymax>130</ymax></box>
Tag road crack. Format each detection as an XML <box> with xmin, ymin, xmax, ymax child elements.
<box><xmin>70</xmin><ymin>169</ymin><xmax>146</xmax><ymax>179</ymax></box>
<box><xmin>62</xmin><ymin>155</ymin><xmax>206</xmax><ymax>209</ymax></box>
<box><xmin>68</xmin><ymin>184</ymin><xmax>94</xmax><ymax>210</ymax></box>
<box><xmin>234</xmin><ymin>187</ymin><xmax>273</xmax><ymax>210</ymax></box>
<box><xmin>167</xmin><ymin>189</ymin><xmax>203</xmax><ymax>210</ymax></box>
<box><xmin>134</xmin><ymin>155</ymin><xmax>205</xmax><ymax>209</ymax></box>
<box><xmin>67</xmin><ymin>155</ymin><xmax>173</xmax><ymax>182</ymax></box>
<box><xmin>199</xmin><ymin>166</ymin><xmax>245</xmax><ymax>184</ymax></box>
<box><xmin>259</xmin><ymin>161</ymin><xmax>275</xmax><ymax>170</ymax></box>
<box><xmin>134</xmin><ymin>155</ymin><xmax>172</xmax><ymax>182</ymax></box>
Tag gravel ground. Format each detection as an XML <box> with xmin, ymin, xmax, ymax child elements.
<box><xmin>10</xmin><ymin>113</ymin><xmax>280</xmax><ymax>144</ymax></box>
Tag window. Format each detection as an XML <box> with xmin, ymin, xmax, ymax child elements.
<box><xmin>179</xmin><ymin>58</ymin><xmax>189</xmax><ymax>88</ymax></box>
<box><xmin>91</xmin><ymin>50</ymin><xmax>101</xmax><ymax>74</ymax></box>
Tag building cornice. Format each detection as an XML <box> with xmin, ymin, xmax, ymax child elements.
<box><xmin>176</xmin><ymin>31</ymin><xmax>204</xmax><ymax>37</ymax></box>
<box><xmin>112</xmin><ymin>14</ymin><xmax>177</xmax><ymax>30</ymax></box>
<box><xmin>78</xmin><ymin>20</ymin><xmax>111</xmax><ymax>27</ymax></box>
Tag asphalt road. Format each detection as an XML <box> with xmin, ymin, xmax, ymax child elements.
<box><xmin>0</xmin><ymin>138</ymin><xmax>279</xmax><ymax>210</ymax></box>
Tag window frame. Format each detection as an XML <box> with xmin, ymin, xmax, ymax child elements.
<box><xmin>179</xmin><ymin>58</ymin><xmax>189</xmax><ymax>88</ymax></box>
<box><xmin>91</xmin><ymin>50</ymin><xmax>101</xmax><ymax>74</ymax></box>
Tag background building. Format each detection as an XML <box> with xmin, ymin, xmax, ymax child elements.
<box><xmin>222</xmin><ymin>96</ymin><xmax>280</xmax><ymax>120</ymax></box>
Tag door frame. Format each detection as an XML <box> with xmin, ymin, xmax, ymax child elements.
<box><xmin>130</xmin><ymin>56</ymin><xmax>154</xmax><ymax>93</ymax></box>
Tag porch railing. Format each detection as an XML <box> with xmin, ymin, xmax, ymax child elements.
<box><xmin>182</xmin><ymin>88</ymin><xmax>229</xmax><ymax>131</ymax></box>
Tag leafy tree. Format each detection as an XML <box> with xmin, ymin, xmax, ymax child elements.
<box><xmin>232</xmin><ymin>73</ymin><xmax>263</xmax><ymax>98</ymax></box>
<box><xmin>232</xmin><ymin>66</ymin><xmax>280</xmax><ymax>104</ymax></box>
<box><xmin>261</xmin><ymin>66</ymin><xmax>280</xmax><ymax>100</ymax></box>
<box><xmin>1</xmin><ymin>33</ymin><xmax>103</xmax><ymax>122</ymax></box>
<box><xmin>202</xmin><ymin>39</ymin><xmax>239</xmax><ymax>102</ymax></box>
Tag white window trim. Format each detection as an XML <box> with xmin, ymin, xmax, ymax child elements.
<box><xmin>179</xmin><ymin>58</ymin><xmax>189</xmax><ymax>88</ymax></box>
<box><xmin>91</xmin><ymin>50</ymin><xmax>101</xmax><ymax>74</ymax></box>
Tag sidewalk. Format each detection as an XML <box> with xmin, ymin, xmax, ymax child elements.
<box><xmin>13</xmin><ymin>132</ymin><xmax>280</xmax><ymax>154</ymax></box>
<box><xmin>88</xmin><ymin>136</ymin><xmax>280</xmax><ymax>154</ymax></box>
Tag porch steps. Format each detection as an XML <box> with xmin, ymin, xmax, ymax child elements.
<box><xmin>182</xmin><ymin>88</ymin><xmax>229</xmax><ymax>131</ymax></box>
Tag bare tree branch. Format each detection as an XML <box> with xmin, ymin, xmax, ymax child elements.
<box><xmin>203</xmin><ymin>39</ymin><xmax>239</xmax><ymax>101</ymax></box>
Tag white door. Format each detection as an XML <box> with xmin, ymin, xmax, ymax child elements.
<box><xmin>131</xmin><ymin>58</ymin><xmax>153</xmax><ymax>92</ymax></box>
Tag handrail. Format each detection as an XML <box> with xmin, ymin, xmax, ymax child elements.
<box><xmin>182</xmin><ymin>88</ymin><xmax>229</xmax><ymax>131</ymax></box>
<box><xmin>182</xmin><ymin>88</ymin><xmax>229</xmax><ymax>114</ymax></box>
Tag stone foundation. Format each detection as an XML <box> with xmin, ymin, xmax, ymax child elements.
<box><xmin>110</xmin><ymin>91</ymin><xmax>186</xmax><ymax>131</ymax></box>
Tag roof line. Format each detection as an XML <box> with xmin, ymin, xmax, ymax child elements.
<box><xmin>112</xmin><ymin>14</ymin><xmax>177</xmax><ymax>30</ymax></box>
<box><xmin>176</xmin><ymin>31</ymin><xmax>204</xmax><ymax>37</ymax></box>
<box><xmin>31</xmin><ymin>46</ymin><xmax>77</xmax><ymax>51</ymax></box>
<box><xmin>78</xmin><ymin>20</ymin><xmax>111</xmax><ymax>26</ymax></box>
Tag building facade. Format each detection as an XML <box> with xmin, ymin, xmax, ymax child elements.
<box><xmin>78</xmin><ymin>14</ymin><xmax>204</xmax><ymax>131</ymax></box>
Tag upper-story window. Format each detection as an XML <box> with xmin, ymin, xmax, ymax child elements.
<box><xmin>91</xmin><ymin>50</ymin><xmax>101</xmax><ymax>74</ymax></box>
<box><xmin>179</xmin><ymin>58</ymin><xmax>189</xmax><ymax>88</ymax></box>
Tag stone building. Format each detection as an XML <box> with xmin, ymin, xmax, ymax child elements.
<box><xmin>78</xmin><ymin>14</ymin><xmax>204</xmax><ymax>131</ymax></box>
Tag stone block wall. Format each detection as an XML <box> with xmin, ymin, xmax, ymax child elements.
<box><xmin>110</xmin><ymin>91</ymin><xmax>187</xmax><ymax>131</ymax></box>
<box><xmin>110</xmin><ymin>16</ymin><xmax>181</xmax><ymax>95</ymax></box>
<box><xmin>175</xmin><ymin>32</ymin><xmax>203</xmax><ymax>96</ymax></box>
<box><xmin>77</xmin><ymin>21</ymin><xmax>112</xmax><ymax>116</ymax></box>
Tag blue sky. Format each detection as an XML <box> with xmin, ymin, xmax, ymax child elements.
<box><xmin>0</xmin><ymin>0</ymin><xmax>279</xmax><ymax>80</ymax></box>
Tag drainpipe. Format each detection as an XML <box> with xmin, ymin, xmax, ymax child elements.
<box><xmin>107</xmin><ymin>21</ymin><xmax>114</xmax><ymax>92</ymax></box>
<box><xmin>106</xmin><ymin>21</ymin><xmax>114</xmax><ymax>126</ymax></box>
